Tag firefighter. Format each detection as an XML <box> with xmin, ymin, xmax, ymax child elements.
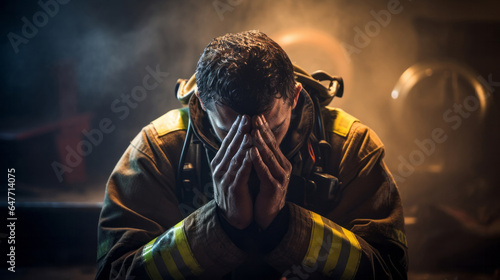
<box><xmin>96</xmin><ymin>30</ymin><xmax>408</xmax><ymax>279</ymax></box>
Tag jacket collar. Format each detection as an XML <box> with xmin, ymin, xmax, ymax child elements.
<box><xmin>188</xmin><ymin>90</ymin><xmax>315</xmax><ymax>159</ymax></box>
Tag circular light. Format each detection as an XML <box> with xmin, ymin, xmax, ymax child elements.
<box><xmin>391</xmin><ymin>90</ymin><xmax>399</xmax><ymax>100</ymax></box>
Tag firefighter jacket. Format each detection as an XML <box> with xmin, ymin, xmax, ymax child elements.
<box><xmin>96</xmin><ymin>90</ymin><xmax>409</xmax><ymax>279</ymax></box>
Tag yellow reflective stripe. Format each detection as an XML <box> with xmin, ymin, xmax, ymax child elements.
<box><xmin>327</xmin><ymin>108</ymin><xmax>359</xmax><ymax>137</ymax></box>
<box><xmin>340</xmin><ymin>228</ymin><xmax>362</xmax><ymax>280</ymax></box>
<box><xmin>322</xmin><ymin>225</ymin><xmax>343</xmax><ymax>275</ymax></box>
<box><xmin>143</xmin><ymin>237</ymin><xmax>162</xmax><ymax>280</ymax></box>
<box><xmin>302</xmin><ymin>212</ymin><xmax>325</xmax><ymax>268</ymax></box>
<box><xmin>143</xmin><ymin>221</ymin><xmax>204</xmax><ymax>280</ymax></box>
<box><xmin>152</xmin><ymin>108</ymin><xmax>189</xmax><ymax>137</ymax></box>
<box><xmin>174</xmin><ymin>222</ymin><xmax>203</xmax><ymax>276</ymax></box>
<box><xmin>303</xmin><ymin>211</ymin><xmax>362</xmax><ymax>279</ymax></box>
<box><xmin>159</xmin><ymin>244</ymin><xmax>184</xmax><ymax>280</ymax></box>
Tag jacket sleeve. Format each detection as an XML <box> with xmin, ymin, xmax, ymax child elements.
<box><xmin>96</xmin><ymin>126</ymin><xmax>246</xmax><ymax>280</ymax></box>
<box><xmin>264</xmin><ymin>123</ymin><xmax>408</xmax><ymax>279</ymax></box>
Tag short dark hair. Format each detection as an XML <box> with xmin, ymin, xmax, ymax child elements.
<box><xmin>196</xmin><ymin>30</ymin><xmax>295</xmax><ymax>115</ymax></box>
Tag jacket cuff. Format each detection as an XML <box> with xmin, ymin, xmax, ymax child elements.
<box><xmin>183</xmin><ymin>200</ymin><xmax>247</xmax><ymax>278</ymax></box>
<box><xmin>265</xmin><ymin>203</ymin><xmax>363</xmax><ymax>279</ymax></box>
<box><xmin>260</xmin><ymin>204</ymin><xmax>290</xmax><ymax>254</ymax></box>
<box><xmin>217</xmin><ymin>204</ymin><xmax>290</xmax><ymax>254</ymax></box>
<box><xmin>265</xmin><ymin>202</ymin><xmax>312</xmax><ymax>272</ymax></box>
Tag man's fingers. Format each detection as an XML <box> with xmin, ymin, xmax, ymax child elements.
<box><xmin>211</xmin><ymin>115</ymin><xmax>241</xmax><ymax>167</ymax></box>
<box><xmin>253</xmin><ymin>129</ymin><xmax>283</xmax><ymax>179</ymax></box>
<box><xmin>225</xmin><ymin>134</ymin><xmax>252</xmax><ymax>176</ymax></box>
<box><xmin>255</xmin><ymin>115</ymin><xmax>287</xmax><ymax>167</ymax></box>
<box><xmin>257</xmin><ymin>115</ymin><xmax>292</xmax><ymax>177</ymax></box>
<box><xmin>212</xmin><ymin>115</ymin><xmax>250</xmax><ymax>174</ymax></box>
<box><xmin>234</xmin><ymin>150</ymin><xmax>252</xmax><ymax>186</ymax></box>
<box><xmin>250</xmin><ymin>147</ymin><xmax>276</xmax><ymax>187</ymax></box>
<box><xmin>256</xmin><ymin>116</ymin><xmax>279</xmax><ymax>151</ymax></box>
<box><xmin>219</xmin><ymin>116</ymin><xmax>251</xmax><ymax>170</ymax></box>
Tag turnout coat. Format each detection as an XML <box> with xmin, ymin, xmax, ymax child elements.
<box><xmin>96</xmin><ymin>90</ymin><xmax>408</xmax><ymax>279</ymax></box>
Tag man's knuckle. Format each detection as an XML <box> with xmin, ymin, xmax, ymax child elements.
<box><xmin>213</xmin><ymin>170</ymin><xmax>222</xmax><ymax>180</ymax></box>
<box><xmin>271</xmin><ymin>139</ymin><xmax>278</xmax><ymax>148</ymax></box>
<box><xmin>278</xmin><ymin>173</ymin><xmax>286</xmax><ymax>182</ymax></box>
<box><xmin>221</xmin><ymin>177</ymin><xmax>230</xmax><ymax>187</ymax></box>
<box><xmin>225</xmin><ymin>146</ymin><xmax>234</xmax><ymax>156</ymax></box>
<box><xmin>227</xmin><ymin>183</ymin><xmax>238</xmax><ymax>194</ymax></box>
<box><xmin>231</xmin><ymin>156</ymin><xmax>240</xmax><ymax>166</ymax></box>
<box><xmin>228</xmin><ymin>167</ymin><xmax>239</xmax><ymax>178</ymax></box>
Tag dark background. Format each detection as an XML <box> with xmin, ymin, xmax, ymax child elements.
<box><xmin>0</xmin><ymin>0</ymin><xmax>499</xmax><ymax>279</ymax></box>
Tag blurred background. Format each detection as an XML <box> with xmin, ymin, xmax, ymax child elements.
<box><xmin>1</xmin><ymin>0</ymin><xmax>499</xmax><ymax>279</ymax></box>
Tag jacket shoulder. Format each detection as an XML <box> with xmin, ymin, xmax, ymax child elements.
<box><xmin>323</xmin><ymin>108</ymin><xmax>384</xmax><ymax>168</ymax></box>
<box><xmin>151</xmin><ymin>107</ymin><xmax>189</xmax><ymax>137</ymax></box>
<box><xmin>323</xmin><ymin>107</ymin><xmax>359</xmax><ymax>137</ymax></box>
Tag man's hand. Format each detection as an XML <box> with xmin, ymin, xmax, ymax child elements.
<box><xmin>250</xmin><ymin>115</ymin><xmax>292</xmax><ymax>229</ymax></box>
<box><xmin>211</xmin><ymin>115</ymin><xmax>254</xmax><ymax>229</ymax></box>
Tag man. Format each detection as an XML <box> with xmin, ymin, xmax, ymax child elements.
<box><xmin>96</xmin><ymin>30</ymin><xmax>408</xmax><ymax>279</ymax></box>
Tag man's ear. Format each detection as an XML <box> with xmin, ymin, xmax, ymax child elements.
<box><xmin>292</xmin><ymin>82</ymin><xmax>302</xmax><ymax>109</ymax></box>
<box><xmin>195</xmin><ymin>89</ymin><xmax>207</xmax><ymax>111</ymax></box>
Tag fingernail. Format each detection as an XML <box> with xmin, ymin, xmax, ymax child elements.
<box><xmin>242</xmin><ymin>115</ymin><xmax>248</xmax><ymax>125</ymax></box>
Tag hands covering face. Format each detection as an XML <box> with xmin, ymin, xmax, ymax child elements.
<box><xmin>211</xmin><ymin>115</ymin><xmax>292</xmax><ymax>230</ymax></box>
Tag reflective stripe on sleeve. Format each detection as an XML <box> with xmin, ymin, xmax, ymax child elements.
<box><xmin>302</xmin><ymin>212</ymin><xmax>325</xmax><ymax>268</ymax></box>
<box><xmin>340</xmin><ymin>228</ymin><xmax>362</xmax><ymax>280</ymax></box>
<box><xmin>143</xmin><ymin>237</ymin><xmax>162</xmax><ymax>280</ymax></box>
<box><xmin>142</xmin><ymin>221</ymin><xmax>204</xmax><ymax>280</ymax></box>
<box><xmin>302</xmin><ymin>211</ymin><xmax>362</xmax><ymax>280</ymax></box>
<box><xmin>173</xmin><ymin>222</ymin><xmax>204</xmax><ymax>276</ymax></box>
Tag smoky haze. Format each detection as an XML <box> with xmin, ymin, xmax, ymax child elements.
<box><xmin>1</xmin><ymin>0</ymin><xmax>500</xmax><ymax>273</ymax></box>
<box><xmin>1</xmin><ymin>0</ymin><xmax>499</xmax><ymax>204</ymax></box>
